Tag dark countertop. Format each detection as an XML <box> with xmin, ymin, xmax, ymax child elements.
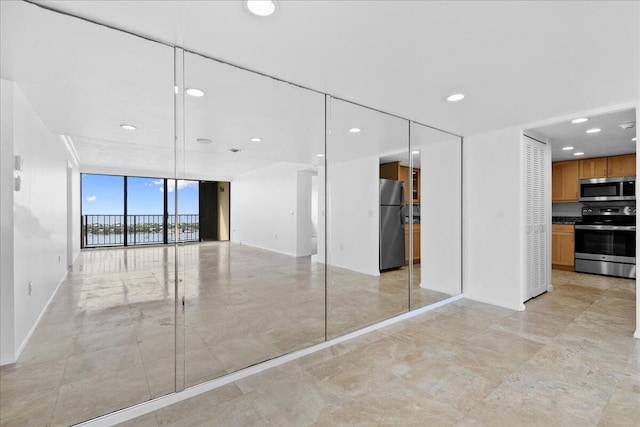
<box><xmin>552</xmin><ymin>216</ymin><xmax>581</xmax><ymax>224</ymax></box>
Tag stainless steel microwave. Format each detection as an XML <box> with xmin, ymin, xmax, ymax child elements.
<box><xmin>579</xmin><ymin>177</ymin><xmax>635</xmax><ymax>202</ymax></box>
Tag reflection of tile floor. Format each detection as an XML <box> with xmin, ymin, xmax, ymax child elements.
<box><xmin>117</xmin><ymin>269</ymin><xmax>638</xmax><ymax>427</ymax></box>
<box><xmin>0</xmin><ymin>242</ymin><xmax>450</xmax><ymax>426</ymax></box>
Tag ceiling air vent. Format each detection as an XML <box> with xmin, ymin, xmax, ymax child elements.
<box><xmin>619</xmin><ymin>122</ymin><xmax>636</xmax><ymax>130</ymax></box>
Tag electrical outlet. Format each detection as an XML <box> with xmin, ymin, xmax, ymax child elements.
<box><xmin>28</xmin><ymin>281</ymin><xmax>32</xmax><ymax>296</ymax></box>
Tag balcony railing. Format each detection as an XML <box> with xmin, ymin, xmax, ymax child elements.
<box><xmin>82</xmin><ymin>214</ymin><xmax>199</xmax><ymax>248</ymax></box>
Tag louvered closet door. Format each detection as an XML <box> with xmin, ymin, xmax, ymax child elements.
<box><xmin>524</xmin><ymin>136</ymin><xmax>549</xmax><ymax>300</ymax></box>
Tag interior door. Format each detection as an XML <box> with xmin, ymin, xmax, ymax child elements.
<box><xmin>524</xmin><ymin>135</ymin><xmax>550</xmax><ymax>300</ymax></box>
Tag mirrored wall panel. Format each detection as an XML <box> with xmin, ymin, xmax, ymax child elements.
<box><xmin>180</xmin><ymin>51</ymin><xmax>326</xmax><ymax>384</ymax></box>
<box><xmin>410</xmin><ymin>122</ymin><xmax>463</xmax><ymax>310</ymax></box>
<box><xmin>326</xmin><ymin>97</ymin><xmax>410</xmax><ymax>338</ymax></box>
<box><xmin>0</xmin><ymin>2</ymin><xmax>177</xmax><ymax>426</ymax></box>
<box><xmin>2</xmin><ymin>3</ymin><xmax>466</xmax><ymax>425</ymax></box>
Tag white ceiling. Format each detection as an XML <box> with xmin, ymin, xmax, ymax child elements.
<box><xmin>528</xmin><ymin>108</ymin><xmax>636</xmax><ymax>161</ymax></box>
<box><xmin>31</xmin><ymin>0</ymin><xmax>639</xmax><ymax>135</ymax></box>
<box><xmin>1</xmin><ymin>0</ymin><xmax>638</xmax><ymax>180</ymax></box>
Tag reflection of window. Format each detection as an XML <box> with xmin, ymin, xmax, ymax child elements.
<box><xmin>80</xmin><ymin>174</ymin><xmax>200</xmax><ymax>247</ymax></box>
<box><xmin>81</xmin><ymin>174</ymin><xmax>124</xmax><ymax>247</ymax></box>
<box><xmin>168</xmin><ymin>180</ymin><xmax>199</xmax><ymax>243</ymax></box>
<box><xmin>127</xmin><ymin>177</ymin><xmax>165</xmax><ymax>246</ymax></box>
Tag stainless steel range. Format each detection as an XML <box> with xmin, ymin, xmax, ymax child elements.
<box><xmin>575</xmin><ymin>202</ymin><xmax>636</xmax><ymax>279</ymax></box>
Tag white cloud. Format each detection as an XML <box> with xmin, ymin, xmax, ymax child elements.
<box><xmin>152</xmin><ymin>179</ymin><xmax>197</xmax><ymax>193</ymax></box>
<box><xmin>86</xmin><ymin>195</ymin><xmax>97</xmax><ymax>202</ymax></box>
<box><xmin>167</xmin><ymin>180</ymin><xmax>198</xmax><ymax>193</ymax></box>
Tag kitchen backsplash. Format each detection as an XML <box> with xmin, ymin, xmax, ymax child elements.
<box><xmin>552</xmin><ymin>202</ymin><xmax>583</xmax><ymax>217</ymax></box>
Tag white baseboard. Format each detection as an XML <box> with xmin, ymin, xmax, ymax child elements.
<box><xmin>233</xmin><ymin>241</ymin><xmax>297</xmax><ymax>258</ymax></box>
<box><xmin>0</xmin><ymin>355</ymin><xmax>17</xmax><ymax>365</ymax></box>
<box><xmin>463</xmin><ymin>293</ymin><xmax>525</xmax><ymax>312</ymax></box>
<box><xmin>77</xmin><ymin>293</ymin><xmax>464</xmax><ymax>427</ymax></box>
<box><xmin>9</xmin><ymin>270</ymin><xmax>67</xmax><ymax>365</ymax></box>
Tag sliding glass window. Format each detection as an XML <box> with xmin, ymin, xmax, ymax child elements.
<box><xmin>81</xmin><ymin>173</ymin><xmax>125</xmax><ymax>247</ymax></box>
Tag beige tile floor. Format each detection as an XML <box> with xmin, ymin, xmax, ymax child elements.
<box><xmin>0</xmin><ymin>242</ymin><xmax>450</xmax><ymax>426</ymax></box>
<box><xmin>116</xmin><ymin>269</ymin><xmax>639</xmax><ymax>427</ymax></box>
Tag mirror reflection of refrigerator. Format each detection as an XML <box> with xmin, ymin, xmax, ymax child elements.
<box><xmin>380</xmin><ymin>179</ymin><xmax>405</xmax><ymax>270</ymax></box>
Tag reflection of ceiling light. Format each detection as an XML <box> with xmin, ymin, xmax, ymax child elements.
<box><xmin>571</xmin><ymin>117</ymin><xmax>589</xmax><ymax>124</ymax></box>
<box><xmin>412</xmin><ymin>150</ymin><xmax>420</xmax><ymax>154</ymax></box>
<box><xmin>185</xmin><ymin>88</ymin><xmax>205</xmax><ymax>97</ymax></box>
<box><xmin>349</xmin><ymin>128</ymin><xmax>361</xmax><ymax>133</ymax></box>
<box><xmin>197</xmin><ymin>138</ymin><xmax>212</xmax><ymax>144</ymax></box>
<box><xmin>633</xmin><ymin>137</ymin><xmax>637</xmax><ymax>142</ymax></box>
<box><xmin>229</xmin><ymin>148</ymin><xmax>241</xmax><ymax>153</ymax></box>
<box><xmin>250</xmin><ymin>138</ymin><xmax>262</xmax><ymax>142</ymax></box>
<box><xmin>562</xmin><ymin>146</ymin><xmax>574</xmax><ymax>151</ymax></box>
<box><xmin>574</xmin><ymin>152</ymin><xmax>585</xmax><ymax>156</ymax></box>
<box><xmin>316</xmin><ymin>154</ymin><xmax>325</xmax><ymax>157</ymax></box>
<box><xmin>446</xmin><ymin>93</ymin><xmax>465</xmax><ymax>102</ymax></box>
<box><xmin>585</xmin><ymin>128</ymin><xmax>601</xmax><ymax>134</ymax></box>
<box><xmin>245</xmin><ymin>0</ymin><xmax>277</xmax><ymax>16</ymax></box>
<box><xmin>120</xmin><ymin>124</ymin><xmax>136</xmax><ymax>130</ymax></box>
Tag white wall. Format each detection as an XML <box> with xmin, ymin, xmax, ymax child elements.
<box><xmin>1</xmin><ymin>81</ymin><xmax>72</xmax><ymax>364</ymax></box>
<box><xmin>1</xmin><ymin>80</ymin><xmax>16</xmax><ymax>364</ymax></box>
<box><xmin>463</xmin><ymin>127</ymin><xmax>525</xmax><ymax>311</ymax></box>
<box><xmin>315</xmin><ymin>165</ymin><xmax>326</xmax><ymax>264</ymax></box>
<box><xmin>327</xmin><ymin>156</ymin><xmax>379</xmax><ymax>276</ymax></box>
<box><xmin>419</xmin><ymin>139</ymin><xmax>462</xmax><ymax>295</ymax></box>
<box><xmin>296</xmin><ymin>170</ymin><xmax>313</xmax><ymax>257</ymax></box>
<box><xmin>231</xmin><ymin>162</ymin><xmax>310</xmax><ymax>257</ymax></box>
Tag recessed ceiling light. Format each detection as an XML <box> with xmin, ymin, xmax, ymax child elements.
<box><xmin>229</xmin><ymin>148</ymin><xmax>242</xmax><ymax>153</ymax></box>
<box><xmin>562</xmin><ymin>146</ymin><xmax>574</xmax><ymax>151</ymax></box>
<box><xmin>411</xmin><ymin>150</ymin><xmax>420</xmax><ymax>154</ymax></box>
<box><xmin>349</xmin><ymin>128</ymin><xmax>361</xmax><ymax>133</ymax></box>
<box><xmin>573</xmin><ymin>152</ymin><xmax>585</xmax><ymax>156</ymax></box>
<box><xmin>185</xmin><ymin>88</ymin><xmax>205</xmax><ymax>97</ymax></box>
<box><xmin>197</xmin><ymin>138</ymin><xmax>212</xmax><ymax>144</ymax></box>
<box><xmin>571</xmin><ymin>117</ymin><xmax>589</xmax><ymax>124</ymax></box>
<box><xmin>446</xmin><ymin>93</ymin><xmax>465</xmax><ymax>102</ymax></box>
<box><xmin>250</xmin><ymin>137</ymin><xmax>262</xmax><ymax>142</ymax></box>
<box><xmin>316</xmin><ymin>154</ymin><xmax>325</xmax><ymax>157</ymax></box>
<box><xmin>245</xmin><ymin>0</ymin><xmax>277</xmax><ymax>17</ymax></box>
<box><xmin>120</xmin><ymin>124</ymin><xmax>136</xmax><ymax>130</ymax></box>
<box><xmin>585</xmin><ymin>128</ymin><xmax>601</xmax><ymax>134</ymax></box>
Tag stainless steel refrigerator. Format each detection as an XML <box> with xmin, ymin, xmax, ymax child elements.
<box><xmin>380</xmin><ymin>179</ymin><xmax>405</xmax><ymax>270</ymax></box>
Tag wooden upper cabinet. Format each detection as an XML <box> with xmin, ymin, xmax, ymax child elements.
<box><xmin>607</xmin><ymin>154</ymin><xmax>636</xmax><ymax>177</ymax></box>
<box><xmin>398</xmin><ymin>166</ymin><xmax>410</xmax><ymax>204</ymax></box>
<box><xmin>380</xmin><ymin>161</ymin><xmax>420</xmax><ymax>204</ymax></box>
<box><xmin>579</xmin><ymin>157</ymin><xmax>608</xmax><ymax>179</ymax></box>
<box><xmin>552</xmin><ymin>160</ymin><xmax>579</xmax><ymax>202</ymax></box>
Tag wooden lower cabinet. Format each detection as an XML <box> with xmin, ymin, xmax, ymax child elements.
<box><xmin>552</xmin><ymin>224</ymin><xmax>574</xmax><ymax>271</ymax></box>
<box><xmin>404</xmin><ymin>224</ymin><xmax>420</xmax><ymax>265</ymax></box>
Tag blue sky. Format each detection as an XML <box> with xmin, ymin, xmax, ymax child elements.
<box><xmin>82</xmin><ymin>174</ymin><xmax>199</xmax><ymax>215</ymax></box>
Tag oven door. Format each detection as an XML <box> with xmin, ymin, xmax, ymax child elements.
<box><xmin>574</xmin><ymin>224</ymin><xmax>636</xmax><ymax>262</ymax></box>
